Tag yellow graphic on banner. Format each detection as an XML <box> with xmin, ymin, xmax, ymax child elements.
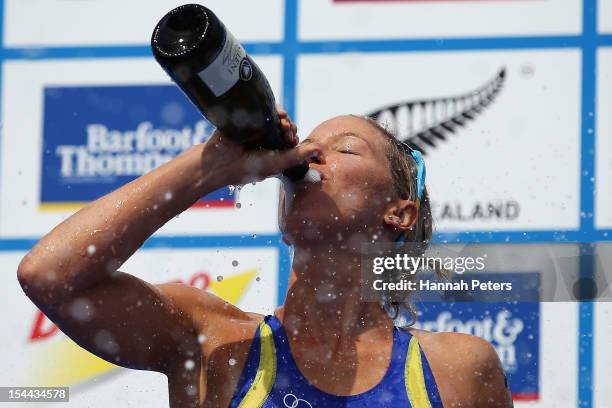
<box><xmin>39</xmin><ymin>203</ymin><xmax>88</xmax><ymax>212</ymax></box>
<box><xmin>31</xmin><ymin>337</ymin><xmax>117</xmax><ymax>387</ymax></box>
<box><xmin>209</xmin><ymin>268</ymin><xmax>257</xmax><ymax>304</ymax></box>
<box><xmin>29</xmin><ymin>269</ymin><xmax>258</xmax><ymax>387</ymax></box>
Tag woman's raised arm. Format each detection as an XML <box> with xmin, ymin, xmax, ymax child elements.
<box><xmin>16</xmin><ymin>117</ymin><xmax>319</xmax><ymax>373</ymax></box>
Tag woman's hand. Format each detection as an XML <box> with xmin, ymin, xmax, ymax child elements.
<box><xmin>199</xmin><ymin>105</ymin><xmax>321</xmax><ymax>189</ymax></box>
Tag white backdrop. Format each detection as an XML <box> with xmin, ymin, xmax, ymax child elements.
<box><xmin>596</xmin><ymin>48</ymin><xmax>612</xmax><ymax>228</ymax></box>
<box><xmin>4</xmin><ymin>0</ymin><xmax>285</xmax><ymax>46</ymax></box>
<box><xmin>0</xmin><ymin>0</ymin><xmax>608</xmax><ymax>407</ymax></box>
<box><xmin>297</xmin><ymin>49</ymin><xmax>581</xmax><ymax>232</ymax></box>
<box><xmin>0</xmin><ymin>57</ymin><xmax>283</xmax><ymax>237</ymax></box>
<box><xmin>599</xmin><ymin>0</ymin><xmax>612</xmax><ymax>33</ymax></box>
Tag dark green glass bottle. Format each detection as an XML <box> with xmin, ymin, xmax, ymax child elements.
<box><xmin>151</xmin><ymin>4</ymin><xmax>307</xmax><ymax>181</ymax></box>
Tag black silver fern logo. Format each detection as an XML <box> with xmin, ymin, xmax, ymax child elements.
<box><xmin>368</xmin><ymin>68</ymin><xmax>506</xmax><ymax>155</ymax></box>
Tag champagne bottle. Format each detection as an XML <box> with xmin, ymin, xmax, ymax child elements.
<box><xmin>151</xmin><ymin>4</ymin><xmax>308</xmax><ymax>181</ymax></box>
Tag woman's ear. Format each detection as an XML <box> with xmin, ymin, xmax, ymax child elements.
<box><xmin>383</xmin><ymin>200</ymin><xmax>418</xmax><ymax>233</ymax></box>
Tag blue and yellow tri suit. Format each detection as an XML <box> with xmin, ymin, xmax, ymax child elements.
<box><xmin>229</xmin><ymin>314</ymin><xmax>443</xmax><ymax>407</ymax></box>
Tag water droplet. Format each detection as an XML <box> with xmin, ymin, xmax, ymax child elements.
<box><xmin>160</xmin><ymin>102</ymin><xmax>185</xmax><ymax>125</ymax></box>
<box><xmin>228</xmin><ymin>358</ymin><xmax>237</xmax><ymax>366</ymax></box>
<box><xmin>197</xmin><ymin>334</ymin><xmax>207</xmax><ymax>344</ymax></box>
<box><xmin>232</xmin><ymin>260</ymin><xmax>239</xmax><ymax>267</ymax></box>
<box><xmin>69</xmin><ymin>298</ymin><xmax>95</xmax><ymax>321</ymax></box>
<box><xmin>94</xmin><ymin>330</ymin><xmax>119</xmax><ymax>354</ymax></box>
<box><xmin>184</xmin><ymin>359</ymin><xmax>195</xmax><ymax>370</ymax></box>
<box><xmin>256</xmin><ymin>276</ymin><xmax>261</xmax><ymax>282</ymax></box>
<box><xmin>216</xmin><ymin>275</ymin><xmax>224</xmax><ymax>282</ymax></box>
<box><xmin>164</xmin><ymin>191</ymin><xmax>173</xmax><ymax>201</ymax></box>
<box><xmin>87</xmin><ymin>245</ymin><xmax>96</xmax><ymax>255</ymax></box>
<box><xmin>235</xmin><ymin>202</ymin><xmax>242</xmax><ymax>208</ymax></box>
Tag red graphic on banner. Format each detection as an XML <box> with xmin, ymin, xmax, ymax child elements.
<box><xmin>333</xmin><ymin>0</ymin><xmax>518</xmax><ymax>2</ymax></box>
<box><xmin>28</xmin><ymin>271</ymin><xmax>212</xmax><ymax>343</ymax></box>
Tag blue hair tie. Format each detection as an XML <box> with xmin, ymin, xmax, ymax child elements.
<box><xmin>410</xmin><ymin>149</ymin><xmax>426</xmax><ymax>209</ymax></box>
<box><xmin>395</xmin><ymin>143</ymin><xmax>426</xmax><ymax>247</ymax></box>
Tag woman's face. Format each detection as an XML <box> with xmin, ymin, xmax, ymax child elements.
<box><xmin>279</xmin><ymin>115</ymin><xmax>401</xmax><ymax>247</ymax></box>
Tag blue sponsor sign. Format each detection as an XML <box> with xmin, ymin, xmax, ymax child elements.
<box><xmin>412</xmin><ymin>272</ymin><xmax>540</xmax><ymax>401</ymax></box>
<box><xmin>41</xmin><ymin>85</ymin><xmax>235</xmax><ymax>210</ymax></box>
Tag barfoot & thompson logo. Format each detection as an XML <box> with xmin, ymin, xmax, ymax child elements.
<box><xmin>41</xmin><ymin>84</ymin><xmax>236</xmax><ymax>211</ymax></box>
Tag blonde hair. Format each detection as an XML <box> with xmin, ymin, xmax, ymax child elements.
<box><xmin>354</xmin><ymin>115</ymin><xmax>439</xmax><ymax>326</ymax></box>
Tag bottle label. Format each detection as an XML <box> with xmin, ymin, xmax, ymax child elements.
<box><xmin>198</xmin><ymin>30</ymin><xmax>248</xmax><ymax>97</ymax></box>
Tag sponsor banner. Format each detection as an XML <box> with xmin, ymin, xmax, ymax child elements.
<box><xmin>408</xmin><ymin>244</ymin><xmax>580</xmax><ymax>406</ymax></box>
<box><xmin>1</xmin><ymin>246</ymin><xmax>278</xmax><ymax>406</ymax></box>
<box><xmin>299</xmin><ymin>0</ymin><xmax>581</xmax><ymax>40</ymax></box>
<box><xmin>0</xmin><ymin>57</ymin><xmax>283</xmax><ymax>237</ymax></box>
<box><xmin>297</xmin><ymin>50</ymin><xmax>581</xmax><ymax>232</ymax></box>
<box><xmin>41</xmin><ymin>85</ymin><xmax>232</xmax><ymax>211</ymax></box>
<box><xmin>414</xmin><ymin>301</ymin><xmax>540</xmax><ymax>401</ymax></box>
<box><xmin>600</xmin><ymin>0</ymin><xmax>612</xmax><ymax>33</ymax></box>
<box><xmin>594</xmin><ymin>243</ymin><xmax>612</xmax><ymax>407</ymax></box>
<box><xmin>391</xmin><ymin>258</ymin><xmax>542</xmax><ymax>398</ymax></box>
<box><xmin>4</xmin><ymin>0</ymin><xmax>284</xmax><ymax>47</ymax></box>
<box><xmin>596</xmin><ymin>48</ymin><xmax>612</xmax><ymax>228</ymax></box>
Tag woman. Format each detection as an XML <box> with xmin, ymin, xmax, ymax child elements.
<box><xmin>17</xmin><ymin>107</ymin><xmax>513</xmax><ymax>407</ymax></box>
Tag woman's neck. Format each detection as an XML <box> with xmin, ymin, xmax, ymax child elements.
<box><xmin>276</xmin><ymin>245</ymin><xmax>394</xmax><ymax>348</ymax></box>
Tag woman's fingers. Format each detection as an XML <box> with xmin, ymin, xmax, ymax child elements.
<box><xmin>273</xmin><ymin>143</ymin><xmax>320</xmax><ymax>175</ymax></box>
<box><xmin>276</xmin><ymin>104</ymin><xmax>287</xmax><ymax>117</ymax></box>
<box><xmin>276</xmin><ymin>104</ymin><xmax>298</xmax><ymax>146</ymax></box>
<box><xmin>243</xmin><ymin>142</ymin><xmax>319</xmax><ymax>182</ymax></box>
<box><xmin>204</xmin><ymin>123</ymin><xmax>310</xmax><ymax>186</ymax></box>
<box><xmin>280</xmin><ymin>118</ymin><xmax>298</xmax><ymax>147</ymax></box>
<box><xmin>280</xmin><ymin>117</ymin><xmax>290</xmax><ymax>130</ymax></box>
<box><xmin>280</xmin><ymin>118</ymin><xmax>290</xmax><ymax>145</ymax></box>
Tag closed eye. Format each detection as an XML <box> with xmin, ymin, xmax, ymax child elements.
<box><xmin>339</xmin><ymin>150</ymin><xmax>358</xmax><ymax>155</ymax></box>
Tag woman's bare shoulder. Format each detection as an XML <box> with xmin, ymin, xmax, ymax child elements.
<box><xmin>405</xmin><ymin>327</ymin><xmax>513</xmax><ymax>407</ymax></box>
<box><xmin>408</xmin><ymin>327</ymin><xmax>497</xmax><ymax>358</ymax></box>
